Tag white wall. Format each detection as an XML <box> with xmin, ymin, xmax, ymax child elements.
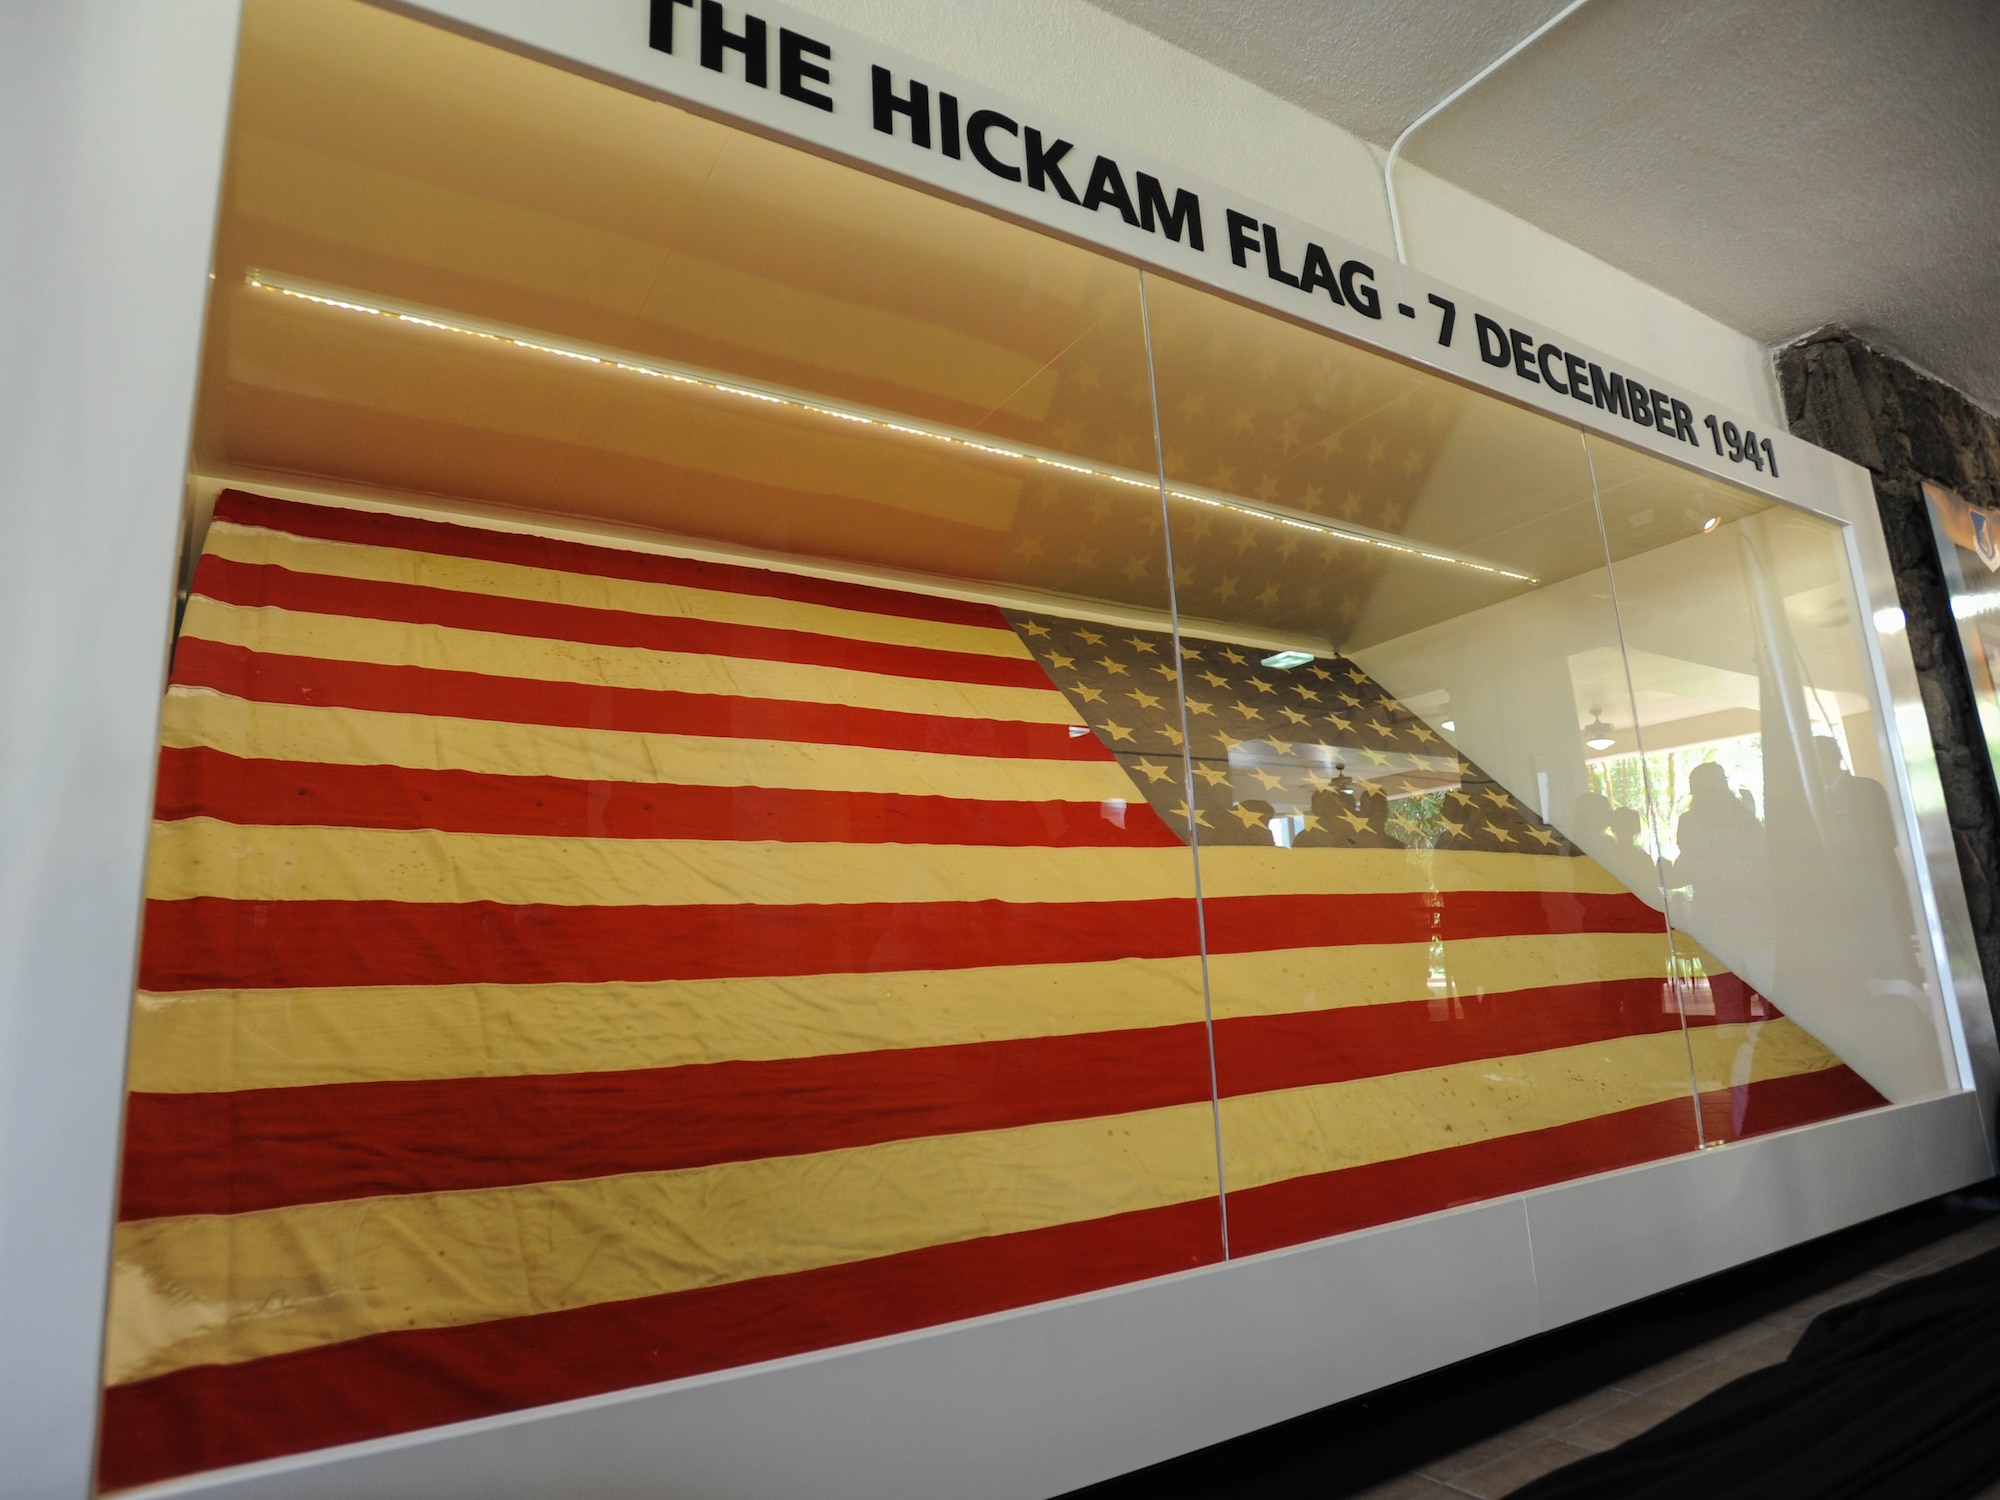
<box><xmin>0</xmin><ymin>5</ymin><xmax>241</xmax><ymax>1496</ymax></box>
<box><xmin>783</xmin><ymin>0</ymin><xmax>1785</xmax><ymax>425</ymax></box>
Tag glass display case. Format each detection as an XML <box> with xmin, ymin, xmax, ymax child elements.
<box><xmin>103</xmin><ymin>0</ymin><xmax>1963</xmax><ymax>1487</ymax></box>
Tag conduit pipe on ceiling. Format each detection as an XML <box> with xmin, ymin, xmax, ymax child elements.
<box><xmin>1383</xmin><ymin>0</ymin><xmax>1593</xmax><ymax>264</ymax></box>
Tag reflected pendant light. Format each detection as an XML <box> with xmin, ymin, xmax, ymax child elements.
<box><xmin>1583</xmin><ymin>710</ymin><xmax>1617</xmax><ymax>752</ymax></box>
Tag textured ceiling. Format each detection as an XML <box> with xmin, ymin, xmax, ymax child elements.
<box><xmin>1085</xmin><ymin>0</ymin><xmax>2000</xmax><ymax>415</ymax></box>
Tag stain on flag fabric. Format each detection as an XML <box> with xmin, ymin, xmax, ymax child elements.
<box><xmin>101</xmin><ymin>492</ymin><xmax>1884</xmax><ymax>1488</ymax></box>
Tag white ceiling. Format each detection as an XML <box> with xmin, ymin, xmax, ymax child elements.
<box><xmin>1085</xmin><ymin>0</ymin><xmax>2000</xmax><ymax>416</ymax></box>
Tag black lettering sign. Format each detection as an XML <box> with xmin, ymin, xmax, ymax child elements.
<box><xmin>777</xmin><ymin>29</ymin><xmax>831</xmax><ymax>110</ymax></box>
<box><xmin>1081</xmin><ymin>156</ymin><xmax>1139</xmax><ymax>226</ymax></box>
<box><xmin>1564</xmin><ymin>352</ymin><xmax>1591</xmax><ymax>406</ymax></box>
<box><xmin>1536</xmin><ymin>342</ymin><xmax>1567</xmax><ymax>394</ymax></box>
<box><xmin>1628</xmin><ymin>382</ymin><xmax>1654</xmax><ymax>427</ymax></box>
<box><xmin>1589</xmin><ymin>364</ymin><xmax>1629</xmax><ymax>419</ymax></box>
<box><xmin>1225</xmin><ymin>209</ymin><xmax>1260</xmax><ymax>269</ymax></box>
<box><xmin>1339</xmin><ymin>259</ymin><xmax>1380</xmax><ymax>319</ymax></box>
<box><xmin>1136</xmin><ymin>174</ymin><xmax>1202</xmax><ymax>249</ymax></box>
<box><xmin>1476</xmin><ymin>314</ymin><xmax>1510</xmax><ymax>367</ymax></box>
<box><xmin>967</xmin><ymin>109</ymin><xmax>1021</xmax><ymax>181</ymax></box>
<box><xmin>871</xmin><ymin>66</ymin><xmax>929</xmax><ymax>146</ymax></box>
<box><xmin>700</xmin><ymin>1</ymin><xmax>766</xmax><ymax>86</ymax></box>
<box><xmin>649</xmin><ymin>0</ymin><xmax>694</xmax><ymax>53</ymax></box>
<box><xmin>1300</xmin><ymin>243</ymin><xmax>1343</xmax><ymax>305</ymax></box>
<box><xmin>1261</xmin><ymin>224</ymin><xmax>1302</xmax><ymax>288</ymax></box>
<box><xmin>1670</xmin><ymin>398</ymin><xmax>1696</xmax><ymax>445</ymax></box>
<box><xmin>939</xmin><ymin>92</ymin><xmax>961</xmax><ymax>158</ymax></box>
<box><xmin>1024</xmin><ymin>128</ymin><xmax>1080</xmax><ymax>202</ymax></box>
<box><xmin>1509</xmin><ymin>327</ymin><xmax>1538</xmax><ymax>383</ymax></box>
<box><xmin>1649</xmin><ymin>387</ymin><xmax>1675</xmax><ymax>438</ymax></box>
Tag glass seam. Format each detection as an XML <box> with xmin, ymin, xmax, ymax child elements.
<box><xmin>1140</xmin><ymin>269</ymin><xmax>1230</xmax><ymax>1256</ymax></box>
<box><xmin>1580</xmin><ymin>431</ymin><xmax>1709</xmax><ymax>1150</ymax></box>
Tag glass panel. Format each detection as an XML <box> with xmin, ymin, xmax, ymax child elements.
<box><xmin>1923</xmin><ymin>480</ymin><xmax>2000</xmax><ymax>779</ymax></box>
<box><xmin>1585</xmin><ymin>433</ymin><xmax>1952</xmax><ymax>1136</ymax></box>
<box><xmin>110</xmin><ymin>0</ymin><xmax>1217</xmax><ymax>1486</ymax></box>
<box><xmin>1141</xmin><ymin>273</ymin><xmax>1708</xmax><ymax>1260</ymax></box>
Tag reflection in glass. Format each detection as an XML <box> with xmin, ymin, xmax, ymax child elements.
<box><xmin>1142</xmin><ymin>273</ymin><xmax>1720</xmax><ymax>1258</ymax></box>
<box><xmin>1586</xmin><ymin>434</ymin><xmax>1950</xmax><ymax>1117</ymax></box>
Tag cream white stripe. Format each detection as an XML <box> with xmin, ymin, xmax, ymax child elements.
<box><xmin>180</xmin><ymin>595</ymin><xmax>1077</xmax><ymax>724</ymax></box>
<box><xmin>206</xmin><ymin>518</ymin><xmax>1033</xmax><ymax>661</ymax></box>
<box><xmin>160</xmin><ymin>688</ymin><xmax>1136</xmax><ymax>803</ymax></box>
<box><xmin>144</xmin><ymin>818</ymin><xmax>1628</xmax><ymax>906</ymax></box>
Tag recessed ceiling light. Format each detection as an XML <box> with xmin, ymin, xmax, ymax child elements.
<box><xmin>1261</xmin><ymin>650</ymin><xmax>1314</xmax><ymax>669</ymax></box>
<box><xmin>1701</xmin><ymin>516</ymin><xmax>1721</xmax><ymax>532</ymax></box>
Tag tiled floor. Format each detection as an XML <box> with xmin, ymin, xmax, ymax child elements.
<box><xmin>1351</xmin><ymin>1213</ymin><xmax>2000</xmax><ymax>1500</ymax></box>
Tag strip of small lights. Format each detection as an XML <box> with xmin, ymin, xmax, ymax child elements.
<box><xmin>245</xmin><ymin>270</ymin><xmax>1537</xmax><ymax>584</ymax></box>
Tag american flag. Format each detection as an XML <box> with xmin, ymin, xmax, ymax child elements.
<box><xmin>102</xmin><ymin>491</ymin><xmax>1881</xmax><ymax>1488</ymax></box>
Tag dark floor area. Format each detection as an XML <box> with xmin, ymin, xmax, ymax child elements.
<box><xmin>1067</xmin><ymin>1197</ymin><xmax>2000</xmax><ymax>1500</ymax></box>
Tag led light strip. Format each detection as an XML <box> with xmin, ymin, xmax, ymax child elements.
<box><xmin>245</xmin><ymin>270</ymin><xmax>1537</xmax><ymax>584</ymax></box>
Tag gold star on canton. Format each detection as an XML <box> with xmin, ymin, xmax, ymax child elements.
<box><xmin>1231</xmin><ymin>701</ymin><xmax>1262</xmax><ymax>721</ymax></box>
<box><xmin>1131</xmin><ymin>758</ymin><xmax>1174</xmax><ymax>784</ymax></box>
<box><xmin>1126</xmin><ymin>636</ymin><xmax>1157</xmax><ymax>654</ymax></box>
<box><xmin>1048</xmin><ymin>652</ymin><xmax>1075</xmax><ymax>669</ymax></box>
<box><xmin>1484</xmin><ymin>823</ymin><xmax>1517</xmax><ymax>843</ymax></box>
<box><xmin>1151</xmin><ymin>663</ymin><xmax>1179</xmax><ymax>679</ymax></box>
<box><xmin>1022</xmin><ymin>621</ymin><xmax>1050</xmax><ymax>636</ymax></box>
<box><xmin>1250</xmin><ymin>767</ymin><xmax>1286</xmax><ymax>792</ymax></box>
<box><xmin>1231</xmin><ymin>804</ymin><xmax>1268</xmax><ymax>830</ymax></box>
<box><xmin>1192</xmin><ymin>763</ymin><xmax>1231</xmax><ymax>787</ymax></box>
<box><xmin>1174</xmin><ymin>800</ymin><xmax>1213</xmax><ymax>829</ymax></box>
<box><xmin>1248</xmin><ymin>677</ymin><xmax>1275</xmax><ymax>695</ymax></box>
<box><xmin>1199</xmin><ymin>670</ymin><xmax>1229</xmax><ymax>687</ymax></box>
<box><xmin>1078</xmin><ymin>629</ymin><xmax>1104</xmax><ymax>645</ymax></box>
<box><xmin>1098</xmin><ymin>657</ymin><xmax>1129</xmax><ymax>676</ymax></box>
<box><xmin>1102</xmin><ymin>721</ymin><xmax>1135</xmax><ymax>742</ymax></box>
<box><xmin>1222</xmin><ymin>648</ymin><xmax>1247</xmax><ymax>665</ymax></box>
<box><xmin>1128</xmin><ymin>689</ymin><xmax>1163</xmax><ymax>709</ymax></box>
<box><xmin>1280</xmin><ymin>707</ymin><xmax>1309</xmax><ymax>725</ymax></box>
<box><xmin>1075</xmin><ymin>684</ymin><xmax>1104</xmax><ymax>703</ymax></box>
<box><xmin>1186</xmin><ymin>698</ymin><xmax>1214</xmax><ymax>717</ymax></box>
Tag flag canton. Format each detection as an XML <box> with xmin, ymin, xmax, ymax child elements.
<box><xmin>1005</xmin><ymin>609</ymin><xmax>1578</xmax><ymax>855</ymax></box>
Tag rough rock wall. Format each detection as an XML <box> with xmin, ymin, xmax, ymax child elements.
<box><xmin>1776</xmin><ymin>328</ymin><xmax>2000</xmax><ymax>1026</ymax></box>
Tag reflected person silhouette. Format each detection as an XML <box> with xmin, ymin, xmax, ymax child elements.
<box><xmin>1571</xmin><ymin>790</ymin><xmax>1616</xmax><ymax>862</ymax></box>
<box><xmin>1813</xmin><ymin>736</ymin><xmax>1921</xmax><ymax>982</ymax></box>
<box><xmin>1602</xmin><ymin>806</ymin><xmax>1660</xmax><ymax>897</ymax></box>
<box><xmin>1672</xmin><ymin>761</ymin><xmax>1770</xmax><ymax>957</ymax></box>
<box><xmin>1237</xmin><ymin>798</ymin><xmax>1280</xmax><ymax>846</ymax></box>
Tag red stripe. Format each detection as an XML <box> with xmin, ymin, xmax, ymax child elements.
<box><xmin>152</xmin><ymin>747</ymin><xmax>1181</xmax><ymax>848</ymax></box>
<box><xmin>1213</xmin><ymin>977</ymin><xmax>1695</xmax><ymax>1099</ymax></box>
<box><xmin>1699</xmin><ymin>1064</ymin><xmax>1884</xmax><ymax>1142</ymax></box>
<box><xmin>1227</xmin><ymin>1068</ymin><xmax>1885</xmax><ymax>1261</ymax></box>
<box><xmin>168</xmin><ymin>638</ymin><xmax>1106</xmax><ymax>761</ymax></box>
<box><xmin>136</xmin><ymin>890</ymin><xmax>1661</xmax><ymax>992</ymax></box>
<box><xmin>98</xmin><ymin>1194</ymin><xmax>1225</xmax><ymax>1491</ymax></box>
<box><xmin>118</xmin><ymin>1023</ymin><xmax>1217</xmax><ymax>1219</ymax></box>
<box><xmin>118</xmin><ymin>977</ymin><xmax>1711</xmax><ymax>1221</ymax></box>
<box><xmin>191</xmin><ymin>554</ymin><xmax>1056</xmax><ymax>691</ymax></box>
<box><xmin>211</xmin><ymin>490</ymin><xmax>1009</xmax><ymax>631</ymax></box>
<box><xmin>1226</xmin><ymin>1093</ymin><xmax>1704</xmax><ymax>1258</ymax></box>
<box><xmin>93</xmin><ymin>1074</ymin><xmax>1882</xmax><ymax>1489</ymax></box>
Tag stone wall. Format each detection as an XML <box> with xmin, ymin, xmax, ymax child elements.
<box><xmin>1776</xmin><ymin>329</ymin><xmax>2000</xmax><ymax>1026</ymax></box>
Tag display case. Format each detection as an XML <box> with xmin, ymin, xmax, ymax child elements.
<box><xmin>99</xmin><ymin>0</ymin><xmax>1978</xmax><ymax>1492</ymax></box>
